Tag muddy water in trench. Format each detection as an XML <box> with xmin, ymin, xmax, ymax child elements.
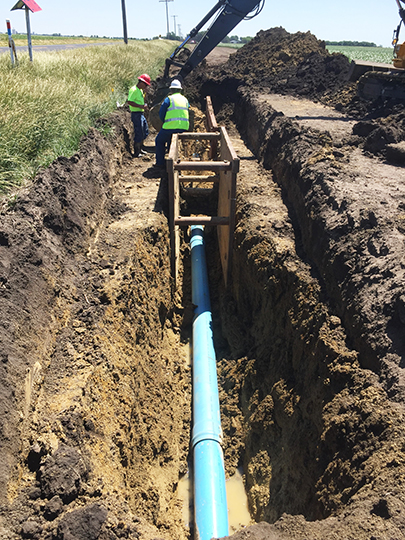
<box><xmin>177</xmin><ymin>466</ymin><xmax>252</xmax><ymax>533</ymax></box>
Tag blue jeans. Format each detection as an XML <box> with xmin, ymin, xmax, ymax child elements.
<box><xmin>131</xmin><ymin>112</ymin><xmax>149</xmax><ymax>144</ymax></box>
<box><xmin>155</xmin><ymin>128</ymin><xmax>184</xmax><ymax>166</ymax></box>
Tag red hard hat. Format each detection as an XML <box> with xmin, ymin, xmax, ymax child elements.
<box><xmin>138</xmin><ymin>73</ymin><xmax>151</xmax><ymax>86</ymax></box>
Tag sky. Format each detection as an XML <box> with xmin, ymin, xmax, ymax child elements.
<box><xmin>2</xmin><ymin>0</ymin><xmax>402</xmax><ymax>48</ymax></box>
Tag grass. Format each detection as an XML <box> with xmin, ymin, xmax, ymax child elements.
<box><xmin>0</xmin><ymin>39</ymin><xmax>176</xmax><ymax>194</ymax></box>
<box><xmin>326</xmin><ymin>45</ymin><xmax>395</xmax><ymax>64</ymax></box>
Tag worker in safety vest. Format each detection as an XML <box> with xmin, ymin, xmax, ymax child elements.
<box><xmin>154</xmin><ymin>79</ymin><xmax>190</xmax><ymax>170</ymax></box>
<box><xmin>127</xmin><ymin>73</ymin><xmax>151</xmax><ymax>157</ymax></box>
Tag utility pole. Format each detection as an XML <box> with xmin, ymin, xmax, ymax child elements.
<box><xmin>121</xmin><ymin>0</ymin><xmax>128</xmax><ymax>44</ymax></box>
<box><xmin>172</xmin><ymin>14</ymin><xmax>177</xmax><ymax>37</ymax></box>
<box><xmin>159</xmin><ymin>0</ymin><xmax>173</xmax><ymax>37</ymax></box>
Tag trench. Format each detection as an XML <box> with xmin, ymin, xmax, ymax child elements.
<box><xmin>2</xmin><ymin>81</ymin><xmax>404</xmax><ymax>540</ymax></box>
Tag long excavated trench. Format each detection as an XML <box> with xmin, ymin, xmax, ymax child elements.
<box><xmin>1</xmin><ymin>41</ymin><xmax>405</xmax><ymax>539</ymax></box>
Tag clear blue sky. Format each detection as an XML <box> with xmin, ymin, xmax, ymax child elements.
<box><xmin>2</xmin><ymin>0</ymin><xmax>401</xmax><ymax>47</ymax></box>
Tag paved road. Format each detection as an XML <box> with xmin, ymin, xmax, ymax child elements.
<box><xmin>0</xmin><ymin>42</ymin><xmax>116</xmax><ymax>55</ymax></box>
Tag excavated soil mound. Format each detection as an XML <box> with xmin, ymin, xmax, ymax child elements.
<box><xmin>222</xmin><ymin>27</ymin><xmax>352</xmax><ymax>101</ymax></box>
<box><xmin>185</xmin><ymin>28</ymin><xmax>405</xmax><ymax>160</ymax></box>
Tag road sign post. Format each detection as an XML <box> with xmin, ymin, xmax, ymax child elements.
<box><xmin>10</xmin><ymin>0</ymin><xmax>42</xmax><ymax>62</ymax></box>
<box><xmin>6</xmin><ymin>19</ymin><xmax>15</xmax><ymax>65</ymax></box>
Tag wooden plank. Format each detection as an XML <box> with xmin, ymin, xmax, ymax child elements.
<box><xmin>166</xmin><ymin>135</ymin><xmax>179</xmax><ymax>287</ymax></box>
<box><xmin>167</xmin><ymin>133</ymin><xmax>179</xmax><ymax>163</ymax></box>
<box><xmin>175</xmin><ymin>216</ymin><xmax>229</xmax><ymax>226</ymax></box>
<box><xmin>219</xmin><ymin>126</ymin><xmax>239</xmax><ymax>172</ymax></box>
<box><xmin>178</xmin><ymin>132</ymin><xmax>220</xmax><ymax>140</ymax></box>
<box><xmin>205</xmin><ymin>96</ymin><xmax>219</xmax><ymax>132</ymax></box>
<box><xmin>179</xmin><ymin>175</ymin><xmax>219</xmax><ymax>183</ymax></box>
<box><xmin>205</xmin><ymin>96</ymin><xmax>219</xmax><ymax>160</ymax></box>
<box><xmin>217</xmin><ymin>127</ymin><xmax>239</xmax><ymax>286</ymax></box>
<box><xmin>174</xmin><ymin>161</ymin><xmax>231</xmax><ymax>171</ymax></box>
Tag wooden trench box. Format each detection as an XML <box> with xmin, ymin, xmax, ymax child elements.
<box><xmin>166</xmin><ymin>97</ymin><xmax>239</xmax><ymax>287</ymax></box>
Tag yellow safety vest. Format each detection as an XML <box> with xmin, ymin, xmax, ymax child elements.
<box><xmin>128</xmin><ymin>85</ymin><xmax>144</xmax><ymax>113</ymax></box>
<box><xmin>162</xmin><ymin>93</ymin><xmax>189</xmax><ymax>130</ymax></box>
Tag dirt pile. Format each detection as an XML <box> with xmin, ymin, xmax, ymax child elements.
<box><xmin>185</xmin><ymin>28</ymin><xmax>352</xmax><ymax>106</ymax></box>
<box><xmin>185</xmin><ymin>28</ymin><xmax>405</xmax><ymax>160</ymax></box>
<box><xmin>223</xmin><ymin>28</ymin><xmax>352</xmax><ymax>101</ymax></box>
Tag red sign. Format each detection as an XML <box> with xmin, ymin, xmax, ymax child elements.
<box><xmin>11</xmin><ymin>0</ymin><xmax>42</xmax><ymax>13</ymax></box>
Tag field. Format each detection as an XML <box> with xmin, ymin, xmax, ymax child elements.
<box><xmin>326</xmin><ymin>45</ymin><xmax>394</xmax><ymax>64</ymax></box>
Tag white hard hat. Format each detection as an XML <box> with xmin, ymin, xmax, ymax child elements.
<box><xmin>170</xmin><ymin>79</ymin><xmax>182</xmax><ymax>89</ymax></box>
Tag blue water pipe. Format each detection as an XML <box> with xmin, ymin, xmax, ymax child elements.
<box><xmin>190</xmin><ymin>225</ymin><xmax>229</xmax><ymax>540</ymax></box>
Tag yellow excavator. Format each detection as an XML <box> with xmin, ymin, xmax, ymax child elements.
<box><xmin>392</xmin><ymin>0</ymin><xmax>405</xmax><ymax>68</ymax></box>
<box><xmin>348</xmin><ymin>0</ymin><xmax>405</xmax><ymax>100</ymax></box>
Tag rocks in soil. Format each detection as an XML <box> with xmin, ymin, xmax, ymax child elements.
<box><xmin>55</xmin><ymin>503</ymin><xmax>107</xmax><ymax>540</ymax></box>
<box><xmin>38</xmin><ymin>445</ymin><xmax>88</xmax><ymax>503</ymax></box>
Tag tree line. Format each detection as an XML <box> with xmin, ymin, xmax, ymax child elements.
<box><xmin>164</xmin><ymin>31</ymin><xmax>252</xmax><ymax>44</ymax></box>
<box><xmin>325</xmin><ymin>40</ymin><xmax>378</xmax><ymax>47</ymax></box>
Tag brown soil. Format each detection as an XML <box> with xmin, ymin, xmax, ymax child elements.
<box><xmin>1</xmin><ymin>28</ymin><xmax>405</xmax><ymax>540</ymax></box>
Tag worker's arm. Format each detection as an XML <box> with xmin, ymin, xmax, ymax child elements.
<box><xmin>128</xmin><ymin>100</ymin><xmax>148</xmax><ymax>110</ymax></box>
<box><xmin>159</xmin><ymin>98</ymin><xmax>170</xmax><ymax>121</ymax></box>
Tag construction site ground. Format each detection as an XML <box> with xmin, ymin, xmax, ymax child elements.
<box><xmin>1</xmin><ymin>30</ymin><xmax>405</xmax><ymax>540</ymax></box>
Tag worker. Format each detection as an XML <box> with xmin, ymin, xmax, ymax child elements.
<box><xmin>154</xmin><ymin>79</ymin><xmax>190</xmax><ymax>170</ymax></box>
<box><xmin>127</xmin><ymin>73</ymin><xmax>151</xmax><ymax>157</ymax></box>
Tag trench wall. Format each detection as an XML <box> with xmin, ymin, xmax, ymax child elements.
<box><xmin>0</xmin><ymin>118</ymin><xmax>129</xmax><ymax>503</ymax></box>
<box><xmin>232</xmin><ymin>87</ymin><xmax>405</xmax><ymax>399</ymax></box>
<box><xmin>0</xmin><ymin>110</ymin><xmax>190</xmax><ymax>540</ymax></box>
<box><xmin>209</xmin><ymin>88</ymin><xmax>405</xmax><ymax>535</ymax></box>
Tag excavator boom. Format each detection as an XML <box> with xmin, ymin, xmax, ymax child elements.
<box><xmin>164</xmin><ymin>0</ymin><xmax>263</xmax><ymax>80</ymax></box>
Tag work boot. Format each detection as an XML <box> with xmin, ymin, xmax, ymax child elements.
<box><xmin>134</xmin><ymin>143</ymin><xmax>142</xmax><ymax>157</ymax></box>
<box><xmin>140</xmin><ymin>141</ymin><xmax>148</xmax><ymax>155</ymax></box>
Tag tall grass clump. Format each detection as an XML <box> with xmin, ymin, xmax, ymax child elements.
<box><xmin>0</xmin><ymin>40</ymin><xmax>176</xmax><ymax>193</ymax></box>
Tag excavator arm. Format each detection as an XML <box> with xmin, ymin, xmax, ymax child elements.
<box><xmin>392</xmin><ymin>0</ymin><xmax>405</xmax><ymax>67</ymax></box>
<box><xmin>164</xmin><ymin>0</ymin><xmax>264</xmax><ymax>80</ymax></box>
<box><xmin>150</xmin><ymin>0</ymin><xmax>263</xmax><ymax>126</ymax></box>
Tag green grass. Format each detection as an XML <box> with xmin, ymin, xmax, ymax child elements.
<box><xmin>0</xmin><ymin>40</ymin><xmax>175</xmax><ymax>193</ymax></box>
<box><xmin>326</xmin><ymin>45</ymin><xmax>395</xmax><ymax>64</ymax></box>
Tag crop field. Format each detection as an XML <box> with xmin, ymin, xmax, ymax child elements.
<box><xmin>326</xmin><ymin>45</ymin><xmax>394</xmax><ymax>64</ymax></box>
